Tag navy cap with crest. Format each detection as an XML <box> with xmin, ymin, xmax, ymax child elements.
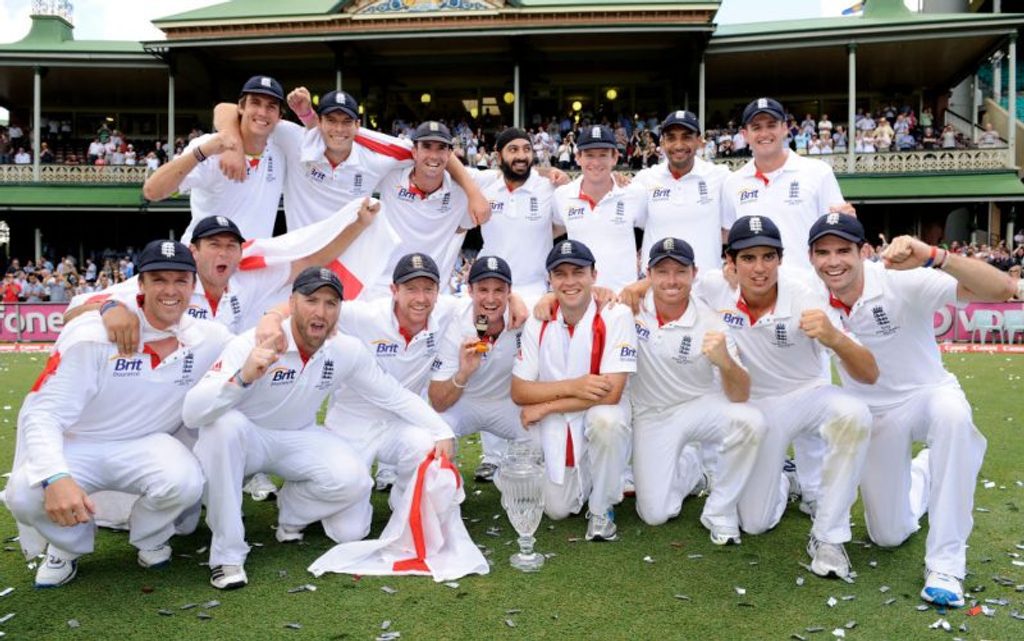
<box><xmin>393</xmin><ymin>253</ymin><xmax>440</xmax><ymax>284</ymax></box>
<box><xmin>318</xmin><ymin>90</ymin><xmax>359</xmax><ymax>119</ymax></box>
<box><xmin>239</xmin><ymin>75</ymin><xmax>285</xmax><ymax>103</ymax></box>
<box><xmin>741</xmin><ymin>97</ymin><xmax>787</xmax><ymax>125</ymax></box>
<box><xmin>292</xmin><ymin>266</ymin><xmax>344</xmax><ymax>299</ymax></box>
<box><xmin>660</xmin><ymin>110</ymin><xmax>701</xmax><ymax>135</ymax></box>
<box><xmin>546</xmin><ymin>239</ymin><xmax>596</xmax><ymax>272</ymax></box>
<box><xmin>648</xmin><ymin>237</ymin><xmax>695</xmax><ymax>268</ymax></box>
<box><xmin>411</xmin><ymin>121</ymin><xmax>453</xmax><ymax>145</ymax></box>
<box><xmin>138</xmin><ymin>239</ymin><xmax>196</xmax><ymax>274</ymax></box>
<box><xmin>808</xmin><ymin>213</ymin><xmax>866</xmax><ymax>246</ymax></box>
<box><xmin>576</xmin><ymin>125</ymin><xmax>618</xmax><ymax>150</ymax></box>
<box><xmin>468</xmin><ymin>255</ymin><xmax>512</xmax><ymax>285</ymax></box>
<box><xmin>191</xmin><ymin>215</ymin><xmax>244</xmax><ymax>243</ymax></box>
<box><xmin>727</xmin><ymin>216</ymin><xmax>784</xmax><ymax>251</ymax></box>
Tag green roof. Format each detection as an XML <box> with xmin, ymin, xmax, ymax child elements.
<box><xmin>0</xmin><ymin>15</ymin><xmax>145</xmax><ymax>54</ymax></box>
<box><xmin>837</xmin><ymin>172</ymin><xmax>1024</xmax><ymax>201</ymax></box>
<box><xmin>0</xmin><ymin>186</ymin><xmax>146</xmax><ymax>209</ymax></box>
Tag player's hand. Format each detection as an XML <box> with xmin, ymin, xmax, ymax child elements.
<box><xmin>239</xmin><ymin>337</ymin><xmax>281</xmax><ymax>383</ymax></box>
<box><xmin>457</xmin><ymin>337</ymin><xmax>484</xmax><ymax>379</ymax></box>
<box><xmin>101</xmin><ymin>303</ymin><xmax>139</xmax><ymax>356</ymax></box>
<box><xmin>617</xmin><ymin>279</ymin><xmax>650</xmax><ymax>315</ymax></box>
<box><xmin>467</xmin><ymin>191</ymin><xmax>491</xmax><ymax>227</ymax></box>
<box><xmin>572</xmin><ymin>374</ymin><xmax>613</xmax><ymax>402</ymax></box>
<box><xmin>433</xmin><ymin>437</ymin><xmax>455</xmax><ymax>461</ymax></box>
<box><xmin>881</xmin><ymin>235</ymin><xmax>933</xmax><ymax>271</ymax></box>
<box><xmin>701</xmin><ymin>330</ymin><xmax>730</xmax><ymax>368</ymax></box>
<box><xmin>287</xmin><ymin>87</ymin><xmax>313</xmax><ymax>117</ymax></box>
<box><xmin>532</xmin><ymin>292</ymin><xmax>557</xmax><ymax>321</ymax></box>
<box><xmin>255</xmin><ymin>311</ymin><xmax>288</xmax><ymax>353</ymax></box>
<box><xmin>799</xmin><ymin>309</ymin><xmax>840</xmax><ymax>348</ymax></box>
<box><xmin>612</xmin><ymin>171</ymin><xmax>632</xmax><ymax>188</ymax></box>
<box><xmin>828</xmin><ymin>202</ymin><xmax>857</xmax><ymax>218</ymax></box>
<box><xmin>507</xmin><ymin>293</ymin><xmax>528</xmax><ymax>329</ymax></box>
<box><xmin>546</xmin><ymin>167</ymin><xmax>570</xmax><ymax>186</ymax></box>
<box><xmin>520</xmin><ymin>403</ymin><xmax>549</xmax><ymax>428</ymax></box>
<box><xmin>210</xmin><ymin>133</ymin><xmax>245</xmax><ymax>182</ymax></box>
<box><xmin>44</xmin><ymin>477</ymin><xmax>95</xmax><ymax>527</ymax></box>
<box><xmin>356</xmin><ymin>197</ymin><xmax>381</xmax><ymax>227</ymax></box>
<box><xmin>592</xmin><ymin>286</ymin><xmax>618</xmax><ymax>311</ymax></box>
<box><xmin>722</xmin><ymin>261</ymin><xmax>739</xmax><ymax>289</ymax></box>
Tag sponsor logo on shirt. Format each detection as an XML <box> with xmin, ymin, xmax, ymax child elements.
<box><xmin>111</xmin><ymin>356</ymin><xmax>144</xmax><ymax>377</ymax></box>
<box><xmin>616</xmin><ymin>341</ymin><xmax>637</xmax><ymax>362</ymax></box>
<box><xmin>397</xmin><ymin>186</ymin><xmax>419</xmax><ymax>202</ymax></box>
<box><xmin>672</xmin><ymin>335</ymin><xmax>693</xmax><ymax>364</ymax></box>
<box><xmin>372</xmin><ymin>339</ymin><xmax>400</xmax><ymax>357</ymax></box>
<box><xmin>430</xmin><ymin>357</ymin><xmax>443</xmax><ymax>372</ymax></box>
<box><xmin>566</xmin><ymin>206</ymin><xmax>586</xmax><ymax>220</ymax></box>
<box><xmin>738</xmin><ymin>188</ymin><xmax>759</xmax><ymax>205</ymax></box>
<box><xmin>871</xmin><ymin>305</ymin><xmax>899</xmax><ymax>336</ymax></box>
<box><xmin>651</xmin><ymin>188</ymin><xmax>671</xmax><ymax>202</ymax></box>
<box><xmin>186</xmin><ymin>305</ymin><xmax>209</xmax><ymax>320</ymax></box>
<box><xmin>308</xmin><ymin>167</ymin><xmax>328</xmax><ymax>184</ymax></box>
<box><xmin>489</xmin><ymin>200</ymin><xmax>504</xmax><ymax>214</ymax></box>
<box><xmin>720</xmin><ymin>310</ymin><xmax>747</xmax><ymax>328</ymax></box>
<box><xmin>269</xmin><ymin>366</ymin><xmax>297</xmax><ymax>385</ymax></box>
<box><xmin>635</xmin><ymin>321</ymin><xmax>650</xmax><ymax>342</ymax></box>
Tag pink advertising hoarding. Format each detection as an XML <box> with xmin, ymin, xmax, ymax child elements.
<box><xmin>0</xmin><ymin>303</ymin><xmax>67</xmax><ymax>342</ymax></box>
<box><xmin>933</xmin><ymin>302</ymin><xmax>1024</xmax><ymax>342</ymax></box>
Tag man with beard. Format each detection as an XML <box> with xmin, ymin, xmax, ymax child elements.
<box><xmin>806</xmin><ymin>213</ymin><xmax>1014</xmax><ymax>606</ymax></box>
<box><xmin>184</xmin><ymin>267</ymin><xmax>453</xmax><ymax>590</ymax></box>
<box><xmin>5</xmin><ymin>241</ymin><xmax>233</xmax><ymax>587</ymax></box>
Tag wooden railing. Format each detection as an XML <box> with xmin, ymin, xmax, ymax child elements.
<box><xmin>711</xmin><ymin>148</ymin><xmax>1010</xmax><ymax>174</ymax></box>
<box><xmin>0</xmin><ymin>164</ymin><xmax>150</xmax><ymax>184</ymax></box>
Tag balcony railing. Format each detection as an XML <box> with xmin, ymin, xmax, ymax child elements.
<box><xmin>0</xmin><ymin>164</ymin><xmax>150</xmax><ymax>184</ymax></box>
<box><xmin>711</xmin><ymin>148</ymin><xmax>1010</xmax><ymax>174</ymax></box>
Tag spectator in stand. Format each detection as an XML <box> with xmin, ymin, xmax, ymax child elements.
<box><xmin>855</xmin><ymin>131</ymin><xmax>876</xmax><ymax>153</ymax></box>
<box><xmin>8</xmin><ymin>122</ymin><xmax>24</xmax><ymax>148</ymax></box>
<box><xmin>110</xmin><ymin>143</ymin><xmax>125</xmax><ymax>166</ymax></box>
<box><xmin>60</xmin><ymin>120</ymin><xmax>71</xmax><ymax>140</ymax></box>
<box><xmin>702</xmin><ymin>132</ymin><xmax>716</xmax><ymax>160</ymax></box>
<box><xmin>557</xmin><ymin>132</ymin><xmax>577</xmax><ymax>169</ymax></box>
<box><xmin>1009</xmin><ymin>265</ymin><xmax>1024</xmax><ymax>301</ymax></box>
<box><xmin>921</xmin><ymin>127</ymin><xmax>939</xmax><ymax>150</ymax></box>
<box><xmin>0</xmin><ymin>128</ymin><xmax>10</xmax><ymax>163</ymax></box>
<box><xmin>874</xmin><ymin>117</ymin><xmax>894</xmax><ymax>151</ymax></box>
<box><xmin>13</xmin><ymin>148</ymin><xmax>31</xmax><ymax>165</ymax></box>
<box><xmin>96</xmin><ymin>121</ymin><xmax>111</xmax><ymax>144</ymax></box>
<box><xmin>832</xmin><ymin>125</ymin><xmax>848</xmax><ymax>153</ymax></box>
<box><xmin>65</xmin><ymin>153</ymin><xmax>81</xmax><ymax>166</ymax></box>
<box><xmin>800</xmin><ymin>113</ymin><xmax>816</xmax><ymax>135</ymax></box>
<box><xmin>145</xmin><ymin>151</ymin><xmax>159</xmax><ymax>171</ymax></box>
<box><xmin>820</xmin><ymin>136</ymin><xmax>834</xmax><ymax>155</ymax></box>
<box><xmin>21</xmin><ymin>273</ymin><xmax>45</xmax><ymax>302</ymax></box>
<box><xmin>44</xmin><ymin>271</ymin><xmax>72</xmax><ymax>303</ymax></box>
<box><xmin>152</xmin><ymin>140</ymin><xmax>167</xmax><ymax>165</ymax></box>
<box><xmin>1</xmin><ymin>274</ymin><xmax>21</xmax><ymax>303</ymax></box>
<box><xmin>808</xmin><ymin>134</ymin><xmax>823</xmax><ymax>155</ymax></box>
<box><xmin>856</xmin><ymin>111</ymin><xmax>876</xmax><ymax>134</ymax></box>
<box><xmin>5</xmin><ymin>258</ymin><xmax>21</xmax><ymax>275</ymax></box>
<box><xmin>124</xmin><ymin>144</ymin><xmax>137</xmax><ymax>166</ymax></box>
<box><xmin>476</xmin><ymin>145</ymin><xmax>490</xmax><ymax>170</ymax></box>
<box><xmin>84</xmin><ymin>258</ymin><xmax>97</xmax><ymax>282</ymax></box>
<box><xmin>794</xmin><ymin>128</ymin><xmax>810</xmax><ymax>154</ymax></box>
<box><xmin>978</xmin><ymin>123</ymin><xmax>1001</xmax><ymax>148</ymax></box>
<box><xmin>920</xmin><ymin>107</ymin><xmax>934</xmax><ymax>130</ymax></box>
<box><xmin>893</xmin><ymin>113</ymin><xmax>910</xmax><ymax>138</ymax></box>
<box><xmin>87</xmin><ymin>137</ymin><xmax>104</xmax><ymax>164</ymax></box>
<box><xmin>940</xmin><ymin>124</ymin><xmax>958</xmax><ymax>149</ymax></box>
<box><xmin>896</xmin><ymin>129</ymin><xmax>917</xmax><ymax>151</ymax></box>
<box><xmin>39</xmin><ymin>143</ymin><xmax>54</xmax><ymax>164</ymax></box>
<box><xmin>818</xmin><ymin>113</ymin><xmax>833</xmax><ymax>138</ymax></box>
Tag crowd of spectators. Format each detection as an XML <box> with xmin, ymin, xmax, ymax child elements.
<box><xmin>1</xmin><ymin>250</ymin><xmax>139</xmax><ymax>304</ymax></box>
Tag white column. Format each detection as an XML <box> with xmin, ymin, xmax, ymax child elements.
<box><xmin>513</xmin><ymin>63</ymin><xmax>521</xmax><ymax>129</ymax></box>
<box><xmin>33</xmin><ymin>228</ymin><xmax>42</xmax><ymax>266</ymax></box>
<box><xmin>32</xmin><ymin>67</ymin><xmax>42</xmax><ymax>182</ymax></box>
<box><xmin>847</xmin><ymin>44</ymin><xmax>856</xmax><ymax>174</ymax></box>
<box><xmin>336</xmin><ymin>69</ymin><xmax>342</xmax><ymax>93</ymax></box>
<box><xmin>972</xmin><ymin>73</ymin><xmax>980</xmax><ymax>144</ymax></box>
<box><xmin>995</xmin><ymin>52</ymin><xmax>1003</xmax><ymax>103</ymax></box>
<box><xmin>167</xmin><ymin>72</ymin><xmax>176</xmax><ymax>161</ymax></box>
<box><xmin>1008</xmin><ymin>34</ymin><xmax>1017</xmax><ymax>169</ymax></box>
<box><xmin>698</xmin><ymin>56</ymin><xmax>706</xmax><ymax>132</ymax></box>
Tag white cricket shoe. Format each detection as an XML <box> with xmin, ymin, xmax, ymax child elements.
<box><xmin>275</xmin><ymin>524</ymin><xmax>304</xmax><ymax>544</ymax></box>
<box><xmin>137</xmin><ymin>543</ymin><xmax>172</xmax><ymax>569</ymax></box>
<box><xmin>243</xmin><ymin>472</ymin><xmax>278</xmax><ymax>502</ymax></box>
<box><xmin>210</xmin><ymin>564</ymin><xmax>248</xmax><ymax>590</ymax></box>
<box><xmin>921</xmin><ymin>569</ymin><xmax>965</xmax><ymax>608</ymax></box>
<box><xmin>35</xmin><ymin>545</ymin><xmax>79</xmax><ymax>588</ymax></box>
<box><xmin>585</xmin><ymin>509</ymin><xmax>618</xmax><ymax>542</ymax></box>
<box><xmin>807</xmin><ymin>535</ymin><xmax>851</xmax><ymax>579</ymax></box>
<box><xmin>701</xmin><ymin>516</ymin><xmax>741</xmax><ymax>546</ymax></box>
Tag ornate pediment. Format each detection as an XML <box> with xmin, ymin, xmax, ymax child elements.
<box><xmin>347</xmin><ymin>0</ymin><xmax>505</xmax><ymax>16</ymax></box>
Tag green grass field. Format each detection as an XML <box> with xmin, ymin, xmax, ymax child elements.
<box><xmin>0</xmin><ymin>352</ymin><xmax>1021</xmax><ymax>640</ymax></box>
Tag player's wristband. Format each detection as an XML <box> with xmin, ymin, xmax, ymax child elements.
<box><xmin>232</xmin><ymin>369</ymin><xmax>253</xmax><ymax>389</ymax></box>
<box><xmin>934</xmin><ymin>248</ymin><xmax>950</xmax><ymax>270</ymax></box>
<box><xmin>297</xmin><ymin>108</ymin><xmax>315</xmax><ymax>121</ymax></box>
<box><xmin>923</xmin><ymin>245</ymin><xmax>938</xmax><ymax>268</ymax></box>
<box><xmin>193</xmin><ymin>145</ymin><xmax>207</xmax><ymax>163</ymax></box>
<box><xmin>99</xmin><ymin>300</ymin><xmax>121</xmax><ymax>316</ymax></box>
<box><xmin>41</xmin><ymin>472</ymin><xmax>69</xmax><ymax>489</ymax></box>
<box><xmin>451</xmin><ymin>375</ymin><xmax>467</xmax><ymax>389</ymax></box>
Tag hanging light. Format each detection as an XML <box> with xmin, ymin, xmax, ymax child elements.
<box><xmin>503</xmin><ymin>91</ymin><xmax>516</xmax><ymax>105</ymax></box>
<box><xmin>606</xmin><ymin>88</ymin><xmax>618</xmax><ymax>101</ymax></box>
<box><xmin>420</xmin><ymin>93</ymin><xmax>432</xmax><ymax>104</ymax></box>
<box><xmin>572</xmin><ymin>101</ymin><xmax>582</xmax><ymax>112</ymax></box>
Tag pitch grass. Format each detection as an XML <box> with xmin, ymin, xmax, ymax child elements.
<box><xmin>0</xmin><ymin>353</ymin><xmax>1020</xmax><ymax>640</ymax></box>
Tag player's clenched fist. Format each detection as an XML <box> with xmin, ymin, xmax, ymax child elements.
<box><xmin>799</xmin><ymin>309</ymin><xmax>840</xmax><ymax>348</ymax></box>
<box><xmin>881</xmin><ymin>235</ymin><xmax>932</xmax><ymax>270</ymax></box>
<box><xmin>701</xmin><ymin>330</ymin><xmax>730</xmax><ymax>368</ymax></box>
<box><xmin>572</xmin><ymin>374</ymin><xmax>613</xmax><ymax>402</ymax></box>
<box><xmin>239</xmin><ymin>338</ymin><xmax>281</xmax><ymax>384</ymax></box>
<box><xmin>287</xmin><ymin>86</ymin><xmax>312</xmax><ymax>115</ymax></box>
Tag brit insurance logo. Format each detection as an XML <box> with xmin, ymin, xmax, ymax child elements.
<box><xmin>651</xmin><ymin>187</ymin><xmax>671</xmax><ymax>202</ymax></box>
<box><xmin>635</xmin><ymin>320</ymin><xmax>651</xmax><ymax>342</ymax></box>
<box><xmin>616</xmin><ymin>341</ymin><xmax>637</xmax><ymax>362</ymax></box>
<box><xmin>566</xmin><ymin>205</ymin><xmax>586</xmax><ymax>221</ymax></box>
<box><xmin>489</xmin><ymin>200</ymin><xmax>504</xmax><ymax>215</ymax></box>
<box><xmin>738</xmin><ymin>187</ymin><xmax>759</xmax><ymax>205</ymax></box>
<box><xmin>720</xmin><ymin>309</ymin><xmax>747</xmax><ymax>328</ymax></box>
<box><xmin>269</xmin><ymin>366</ymin><xmax>297</xmax><ymax>385</ymax></box>
<box><xmin>396</xmin><ymin>185</ymin><xmax>419</xmax><ymax>202</ymax></box>
<box><xmin>110</xmin><ymin>354</ymin><xmax>145</xmax><ymax>377</ymax></box>
<box><xmin>186</xmin><ymin>304</ymin><xmax>209</xmax><ymax>320</ymax></box>
<box><xmin>372</xmin><ymin>339</ymin><xmax>400</xmax><ymax>357</ymax></box>
<box><xmin>308</xmin><ymin>166</ymin><xmax>327</xmax><ymax>184</ymax></box>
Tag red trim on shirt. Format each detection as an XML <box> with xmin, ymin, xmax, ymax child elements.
<box><xmin>298</xmin><ymin>347</ymin><xmax>312</xmax><ymax>366</ymax></box>
<box><xmin>577</xmin><ymin>186</ymin><xmax>598</xmax><ymax>211</ymax></box>
<box><xmin>247</xmin><ymin>157</ymin><xmax>260</xmax><ymax>170</ymax></box>
<box><xmin>669</xmin><ymin>168</ymin><xmax>685</xmax><ymax>180</ymax></box>
<box><xmin>656</xmin><ymin>311</ymin><xmax>667</xmax><ymax>328</ymax></box>
<box><xmin>355</xmin><ymin>133</ymin><xmax>413</xmax><ymax>161</ymax></box>
<box><xmin>142</xmin><ymin>343</ymin><xmax>162</xmax><ymax>369</ymax></box>
<box><xmin>205</xmin><ymin>291</ymin><xmax>220</xmax><ymax>316</ymax></box>
<box><xmin>398</xmin><ymin>325</ymin><xmax>415</xmax><ymax>347</ymax></box>
<box><xmin>85</xmin><ymin>293</ymin><xmax>111</xmax><ymax>306</ymax></box>
<box><xmin>326</xmin><ymin>154</ymin><xmax>342</xmax><ymax>170</ymax></box>
<box><xmin>406</xmin><ymin>181</ymin><xmax>428</xmax><ymax>200</ymax></box>
<box><xmin>829</xmin><ymin>292</ymin><xmax>852</xmax><ymax>316</ymax></box>
<box><xmin>30</xmin><ymin>351</ymin><xmax>62</xmax><ymax>392</ymax></box>
<box><xmin>238</xmin><ymin>255</ymin><xmax>267</xmax><ymax>271</ymax></box>
<box><xmin>753</xmin><ymin>168</ymin><xmax>770</xmax><ymax>186</ymax></box>
<box><xmin>735</xmin><ymin>294</ymin><xmax>767</xmax><ymax>326</ymax></box>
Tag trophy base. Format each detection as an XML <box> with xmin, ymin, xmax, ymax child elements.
<box><xmin>510</xmin><ymin>551</ymin><xmax>545</xmax><ymax>573</ymax></box>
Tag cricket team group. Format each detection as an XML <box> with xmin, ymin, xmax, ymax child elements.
<box><xmin>2</xmin><ymin>76</ymin><xmax>1014</xmax><ymax>608</ymax></box>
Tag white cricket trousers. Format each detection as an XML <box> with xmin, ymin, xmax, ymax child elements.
<box><xmin>325</xmin><ymin>416</ymin><xmax>436</xmax><ymax>499</ymax></box>
<box><xmin>633</xmin><ymin>396</ymin><xmax>765</xmax><ymax>528</ymax></box>
<box><xmin>860</xmin><ymin>384</ymin><xmax>985</xmax><ymax>578</ymax></box>
<box><xmin>5</xmin><ymin>432</ymin><xmax>203</xmax><ymax>556</ymax></box>
<box><xmin>544</xmin><ymin>404</ymin><xmax>631</xmax><ymax>520</ymax></box>
<box><xmin>442</xmin><ymin>397</ymin><xmax>536</xmax><ymax>461</ymax></box>
<box><xmin>194</xmin><ymin>411</ymin><xmax>372</xmax><ymax>567</ymax></box>
<box><xmin>738</xmin><ymin>385</ymin><xmax>871</xmax><ymax>544</ymax></box>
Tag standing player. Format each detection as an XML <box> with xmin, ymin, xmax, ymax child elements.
<box><xmin>184</xmin><ymin>267</ymin><xmax>455</xmax><ymax>590</ymax></box>
<box><xmin>553</xmin><ymin>126</ymin><xmax>645</xmax><ymax>291</ymax></box>
<box><xmin>428</xmin><ymin>256</ymin><xmax>533</xmax><ymax>481</ymax></box>
<box><xmin>144</xmin><ymin>76</ymin><xmax>287</xmax><ymax>242</ymax></box>
<box><xmin>511</xmin><ymin>240</ymin><xmax>637</xmax><ymax>541</ymax></box>
<box><xmin>700</xmin><ymin>216</ymin><xmax>877</xmax><ymax>578</ymax></box>
<box><xmin>4</xmin><ymin>240</ymin><xmax>232</xmax><ymax>587</ymax></box>
<box><xmin>807</xmin><ymin>213</ymin><xmax>1014</xmax><ymax>605</ymax></box>
<box><xmin>631</xmin><ymin>237</ymin><xmax>765</xmax><ymax>544</ymax></box>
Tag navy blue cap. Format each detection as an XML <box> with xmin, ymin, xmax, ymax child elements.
<box><xmin>411</xmin><ymin>121</ymin><xmax>453</xmax><ymax>145</ymax></box>
<box><xmin>239</xmin><ymin>75</ymin><xmax>285</xmax><ymax>102</ymax></box>
<box><xmin>318</xmin><ymin>90</ymin><xmax>359</xmax><ymax>119</ymax></box>
<box><xmin>742</xmin><ymin>97</ymin><xmax>786</xmax><ymax>125</ymax></box>
<box><xmin>546</xmin><ymin>239</ymin><xmax>596</xmax><ymax>272</ymax></box>
<box><xmin>292</xmin><ymin>266</ymin><xmax>344</xmax><ymax>298</ymax></box>
<box><xmin>468</xmin><ymin>255</ymin><xmax>512</xmax><ymax>285</ymax></box>
<box><xmin>660</xmin><ymin>110</ymin><xmax>701</xmax><ymax>135</ymax></box>
<box><xmin>191</xmin><ymin>215</ymin><xmax>244</xmax><ymax>243</ymax></box>
<box><xmin>728</xmin><ymin>216</ymin><xmax>783</xmax><ymax>251</ymax></box>
<box><xmin>138</xmin><ymin>240</ymin><xmax>196</xmax><ymax>274</ymax></box>
<box><xmin>495</xmin><ymin>128</ymin><xmax>530</xmax><ymax>152</ymax></box>
<box><xmin>576</xmin><ymin>125</ymin><xmax>618</xmax><ymax>151</ymax></box>
<box><xmin>648</xmin><ymin>237</ymin><xmax>695</xmax><ymax>268</ymax></box>
<box><xmin>393</xmin><ymin>253</ymin><xmax>440</xmax><ymax>284</ymax></box>
<box><xmin>808</xmin><ymin>213</ymin><xmax>866</xmax><ymax>246</ymax></box>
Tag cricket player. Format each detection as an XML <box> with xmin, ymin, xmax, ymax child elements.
<box><xmin>511</xmin><ymin>240</ymin><xmax>638</xmax><ymax>541</ymax></box>
<box><xmin>4</xmin><ymin>240</ymin><xmax>232</xmax><ymax>587</ymax></box>
<box><xmin>427</xmin><ymin>256</ymin><xmax>534</xmax><ymax>479</ymax></box>
<box><xmin>631</xmin><ymin>237</ymin><xmax>765</xmax><ymax>545</ymax></box>
<box><xmin>184</xmin><ymin>267</ymin><xmax>455</xmax><ymax>590</ymax></box>
<box><xmin>807</xmin><ymin>213</ymin><xmax>1015</xmax><ymax>606</ymax></box>
<box><xmin>700</xmin><ymin>216</ymin><xmax>877</xmax><ymax>579</ymax></box>
<box><xmin>144</xmin><ymin>76</ymin><xmax>288</xmax><ymax>242</ymax></box>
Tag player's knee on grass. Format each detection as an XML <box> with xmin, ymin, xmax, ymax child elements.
<box><xmin>144</xmin><ymin>456</ymin><xmax>205</xmax><ymax>511</ymax></box>
<box><xmin>823</xmin><ymin>396</ymin><xmax>872</xmax><ymax>448</ymax></box>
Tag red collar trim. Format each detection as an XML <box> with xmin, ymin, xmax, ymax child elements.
<box><xmin>736</xmin><ymin>294</ymin><xmax>768</xmax><ymax>326</ymax></box>
<box><xmin>204</xmin><ymin>291</ymin><xmax>220</xmax><ymax>316</ymax></box>
<box><xmin>577</xmin><ymin>186</ymin><xmax>599</xmax><ymax>211</ymax></box>
<box><xmin>753</xmin><ymin>168</ymin><xmax>770</xmax><ymax>186</ymax></box>
<box><xmin>297</xmin><ymin>347</ymin><xmax>312</xmax><ymax>366</ymax></box>
<box><xmin>829</xmin><ymin>292</ymin><xmax>852</xmax><ymax>316</ymax></box>
<box><xmin>398</xmin><ymin>325</ymin><xmax>415</xmax><ymax>346</ymax></box>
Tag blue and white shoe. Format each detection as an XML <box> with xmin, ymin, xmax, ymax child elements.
<box><xmin>585</xmin><ymin>509</ymin><xmax>618</xmax><ymax>542</ymax></box>
<box><xmin>921</xmin><ymin>569</ymin><xmax>965</xmax><ymax>608</ymax></box>
<box><xmin>35</xmin><ymin>545</ymin><xmax>79</xmax><ymax>588</ymax></box>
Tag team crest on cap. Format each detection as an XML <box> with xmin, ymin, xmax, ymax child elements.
<box><xmin>216</xmin><ymin>215</ymin><xmax>229</xmax><ymax>227</ymax></box>
<box><xmin>160</xmin><ymin>242</ymin><xmax>176</xmax><ymax>258</ymax></box>
<box><xmin>411</xmin><ymin>254</ymin><xmax>424</xmax><ymax>269</ymax></box>
<box><xmin>319</xmin><ymin>268</ymin><xmax>333</xmax><ymax>281</ymax></box>
<box><xmin>260</xmin><ymin>77</ymin><xmax>272</xmax><ymax>88</ymax></box>
<box><xmin>663</xmin><ymin>238</ymin><xmax>675</xmax><ymax>251</ymax></box>
<box><xmin>560</xmin><ymin>241</ymin><xmax>573</xmax><ymax>255</ymax></box>
<box><xmin>675</xmin><ymin>110</ymin><xmax>685</xmax><ymax>119</ymax></box>
<box><xmin>757</xmin><ymin>98</ymin><xmax>768</xmax><ymax>109</ymax></box>
<box><xmin>487</xmin><ymin>257</ymin><xmax>498</xmax><ymax>270</ymax></box>
<box><xmin>336</xmin><ymin>93</ymin><xmax>346</xmax><ymax>104</ymax></box>
<box><xmin>749</xmin><ymin>217</ymin><xmax>763</xmax><ymax>233</ymax></box>
<box><xmin>826</xmin><ymin>212</ymin><xmax>841</xmax><ymax>225</ymax></box>
<box><xmin>591</xmin><ymin>126</ymin><xmax>601</xmax><ymax>138</ymax></box>
<box><xmin>429</xmin><ymin>122</ymin><xmax>439</xmax><ymax>132</ymax></box>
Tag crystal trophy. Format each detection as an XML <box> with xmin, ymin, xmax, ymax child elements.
<box><xmin>495</xmin><ymin>441</ymin><xmax>546</xmax><ymax>572</ymax></box>
<box><xmin>473</xmin><ymin>313</ymin><xmax>491</xmax><ymax>353</ymax></box>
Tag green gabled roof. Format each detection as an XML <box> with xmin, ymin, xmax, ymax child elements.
<box><xmin>0</xmin><ymin>15</ymin><xmax>145</xmax><ymax>54</ymax></box>
<box><xmin>837</xmin><ymin>172</ymin><xmax>1024</xmax><ymax>201</ymax></box>
<box><xmin>0</xmin><ymin>186</ymin><xmax>146</xmax><ymax>209</ymax></box>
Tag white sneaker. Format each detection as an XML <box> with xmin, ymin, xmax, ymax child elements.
<box><xmin>210</xmin><ymin>564</ymin><xmax>248</xmax><ymax>590</ymax></box>
<box><xmin>701</xmin><ymin>516</ymin><xmax>741</xmax><ymax>546</ymax></box>
<box><xmin>689</xmin><ymin>472</ymin><xmax>712</xmax><ymax>498</ymax></box>
<box><xmin>137</xmin><ymin>543</ymin><xmax>172</xmax><ymax>569</ymax></box>
<box><xmin>799</xmin><ymin>499</ymin><xmax>818</xmax><ymax>519</ymax></box>
<box><xmin>585</xmin><ymin>510</ymin><xmax>618</xmax><ymax>542</ymax></box>
<box><xmin>782</xmin><ymin>458</ymin><xmax>801</xmax><ymax>502</ymax></box>
<box><xmin>35</xmin><ymin>545</ymin><xmax>79</xmax><ymax>588</ymax></box>
<box><xmin>243</xmin><ymin>473</ymin><xmax>278</xmax><ymax>502</ymax></box>
<box><xmin>807</xmin><ymin>535</ymin><xmax>850</xmax><ymax>579</ymax></box>
<box><xmin>374</xmin><ymin>466</ymin><xmax>398</xmax><ymax>493</ymax></box>
<box><xmin>275</xmin><ymin>524</ymin><xmax>304</xmax><ymax>544</ymax></box>
<box><xmin>921</xmin><ymin>569</ymin><xmax>965</xmax><ymax>608</ymax></box>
